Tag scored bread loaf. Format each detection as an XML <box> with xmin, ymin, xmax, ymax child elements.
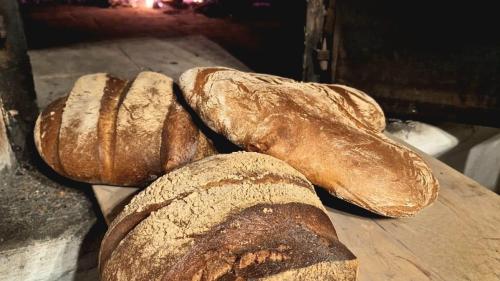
<box><xmin>99</xmin><ymin>152</ymin><xmax>358</xmax><ymax>281</ymax></box>
<box><xmin>179</xmin><ymin>67</ymin><xmax>439</xmax><ymax>217</ymax></box>
<box><xmin>34</xmin><ymin>71</ymin><xmax>216</xmax><ymax>186</ymax></box>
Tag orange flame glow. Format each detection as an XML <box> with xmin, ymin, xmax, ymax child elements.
<box><xmin>145</xmin><ymin>0</ymin><xmax>154</xmax><ymax>8</ymax></box>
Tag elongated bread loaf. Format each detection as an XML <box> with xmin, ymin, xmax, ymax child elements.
<box><xmin>99</xmin><ymin>152</ymin><xmax>358</xmax><ymax>281</ymax></box>
<box><xmin>179</xmin><ymin>67</ymin><xmax>439</xmax><ymax>217</ymax></box>
<box><xmin>34</xmin><ymin>72</ymin><xmax>216</xmax><ymax>186</ymax></box>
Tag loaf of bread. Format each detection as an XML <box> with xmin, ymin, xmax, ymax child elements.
<box><xmin>99</xmin><ymin>152</ymin><xmax>358</xmax><ymax>281</ymax></box>
<box><xmin>34</xmin><ymin>71</ymin><xmax>216</xmax><ymax>186</ymax></box>
<box><xmin>179</xmin><ymin>67</ymin><xmax>439</xmax><ymax>217</ymax></box>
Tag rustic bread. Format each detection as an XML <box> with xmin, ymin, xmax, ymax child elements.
<box><xmin>99</xmin><ymin>152</ymin><xmax>358</xmax><ymax>281</ymax></box>
<box><xmin>34</xmin><ymin>72</ymin><xmax>216</xmax><ymax>186</ymax></box>
<box><xmin>179</xmin><ymin>67</ymin><xmax>439</xmax><ymax>217</ymax></box>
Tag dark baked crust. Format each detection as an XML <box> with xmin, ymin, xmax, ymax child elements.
<box><xmin>161</xmin><ymin>102</ymin><xmax>216</xmax><ymax>172</ymax></box>
<box><xmin>98</xmin><ymin>76</ymin><xmax>129</xmax><ymax>183</ymax></box>
<box><xmin>162</xmin><ymin>203</ymin><xmax>355</xmax><ymax>281</ymax></box>
<box><xmin>35</xmin><ymin>96</ymin><xmax>67</xmax><ymax>176</ymax></box>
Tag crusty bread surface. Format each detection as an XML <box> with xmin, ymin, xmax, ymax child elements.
<box><xmin>34</xmin><ymin>71</ymin><xmax>215</xmax><ymax>186</ymax></box>
<box><xmin>99</xmin><ymin>152</ymin><xmax>358</xmax><ymax>281</ymax></box>
<box><xmin>179</xmin><ymin>67</ymin><xmax>439</xmax><ymax>217</ymax></box>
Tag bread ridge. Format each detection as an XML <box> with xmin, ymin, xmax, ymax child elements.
<box><xmin>106</xmin><ymin>152</ymin><xmax>311</xmax><ymax>232</ymax></box>
<box><xmin>322</xmin><ymin>84</ymin><xmax>385</xmax><ymax>132</ymax></box>
<box><xmin>179</xmin><ymin>67</ymin><xmax>439</xmax><ymax>217</ymax></box>
<box><xmin>112</xmin><ymin>71</ymin><xmax>174</xmax><ymax>185</ymax></box>
<box><xmin>34</xmin><ymin>96</ymin><xmax>68</xmax><ymax>176</ymax></box>
<box><xmin>97</xmin><ymin>75</ymin><xmax>130</xmax><ymax>183</ymax></box>
<box><xmin>161</xmin><ymin>101</ymin><xmax>216</xmax><ymax>172</ymax></box>
<box><xmin>59</xmin><ymin>73</ymin><xmax>108</xmax><ymax>181</ymax></box>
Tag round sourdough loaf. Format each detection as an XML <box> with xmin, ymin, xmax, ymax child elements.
<box><xmin>99</xmin><ymin>152</ymin><xmax>358</xmax><ymax>281</ymax></box>
<box><xmin>179</xmin><ymin>67</ymin><xmax>439</xmax><ymax>217</ymax></box>
<box><xmin>34</xmin><ymin>72</ymin><xmax>216</xmax><ymax>186</ymax></box>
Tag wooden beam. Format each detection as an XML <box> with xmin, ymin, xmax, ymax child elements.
<box><xmin>329</xmin><ymin>0</ymin><xmax>341</xmax><ymax>82</ymax></box>
<box><xmin>328</xmin><ymin>0</ymin><xmax>500</xmax><ymax>126</ymax></box>
<box><xmin>0</xmin><ymin>100</ymin><xmax>14</xmax><ymax>172</ymax></box>
<box><xmin>302</xmin><ymin>0</ymin><xmax>326</xmax><ymax>82</ymax></box>
<box><xmin>0</xmin><ymin>0</ymin><xmax>38</xmax><ymax>166</ymax></box>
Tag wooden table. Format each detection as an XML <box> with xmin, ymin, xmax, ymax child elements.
<box><xmin>30</xmin><ymin>35</ymin><xmax>498</xmax><ymax>281</ymax></box>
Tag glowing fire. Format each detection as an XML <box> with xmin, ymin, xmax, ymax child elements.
<box><xmin>145</xmin><ymin>0</ymin><xmax>155</xmax><ymax>8</ymax></box>
<box><xmin>139</xmin><ymin>0</ymin><xmax>204</xmax><ymax>9</ymax></box>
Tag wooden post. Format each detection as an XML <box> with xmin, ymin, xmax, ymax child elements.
<box><xmin>0</xmin><ymin>5</ymin><xmax>101</xmax><ymax>280</ymax></box>
<box><xmin>302</xmin><ymin>0</ymin><xmax>344</xmax><ymax>83</ymax></box>
<box><xmin>328</xmin><ymin>0</ymin><xmax>341</xmax><ymax>83</ymax></box>
<box><xmin>302</xmin><ymin>0</ymin><xmax>326</xmax><ymax>82</ymax></box>
<box><xmin>0</xmin><ymin>100</ymin><xmax>14</xmax><ymax>172</ymax></box>
<box><xmin>0</xmin><ymin>0</ymin><xmax>39</xmax><ymax>173</ymax></box>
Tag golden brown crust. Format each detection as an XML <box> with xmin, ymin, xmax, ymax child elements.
<box><xmin>253</xmin><ymin>115</ymin><xmax>438</xmax><ymax>217</ymax></box>
<box><xmin>324</xmin><ymin>84</ymin><xmax>386</xmax><ymax>131</ymax></box>
<box><xmin>35</xmin><ymin>96</ymin><xmax>67</xmax><ymax>176</ymax></box>
<box><xmin>161</xmin><ymin>102</ymin><xmax>210</xmax><ymax>172</ymax></box>
<box><xmin>179</xmin><ymin>67</ymin><xmax>439</xmax><ymax>217</ymax></box>
<box><xmin>112</xmin><ymin>72</ymin><xmax>174</xmax><ymax>185</ymax></box>
<box><xmin>99</xmin><ymin>152</ymin><xmax>357</xmax><ymax>281</ymax></box>
<box><xmin>192</xmin><ymin>130</ymin><xmax>217</xmax><ymax>161</ymax></box>
<box><xmin>35</xmin><ymin>72</ymin><xmax>217</xmax><ymax>186</ymax></box>
<box><xmin>98</xmin><ymin>76</ymin><xmax>129</xmax><ymax>183</ymax></box>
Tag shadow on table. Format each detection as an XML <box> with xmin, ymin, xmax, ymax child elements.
<box><xmin>315</xmin><ymin>186</ymin><xmax>388</xmax><ymax>219</ymax></box>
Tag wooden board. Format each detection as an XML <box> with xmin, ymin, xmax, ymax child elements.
<box><xmin>29</xmin><ymin>35</ymin><xmax>249</xmax><ymax>108</ymax></box>
<box><xmin>32</xmin><ymin>36</ymin><xmax>498</xmax><ymax>281</ymax></box>
<box><xmin>307</xmin><ymin>1</ymin><xmax>500</xmax><ymax>126</ymax></box>
<box><xmin>92</xmin><ymin>185</ymin><xmax>139</xmax><ymax>225</ymax></box>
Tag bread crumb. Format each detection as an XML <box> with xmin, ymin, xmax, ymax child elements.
<box><xmin>262</xmin><ymin>208</ymin><xmax>273</xmax><ymax>213</ymax></box>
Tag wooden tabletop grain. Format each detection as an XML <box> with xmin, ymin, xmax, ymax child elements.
<box><xmin>327</xmin><ymin>144</ymin><xmax>500</xmax><ymax>281</ymax></box>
